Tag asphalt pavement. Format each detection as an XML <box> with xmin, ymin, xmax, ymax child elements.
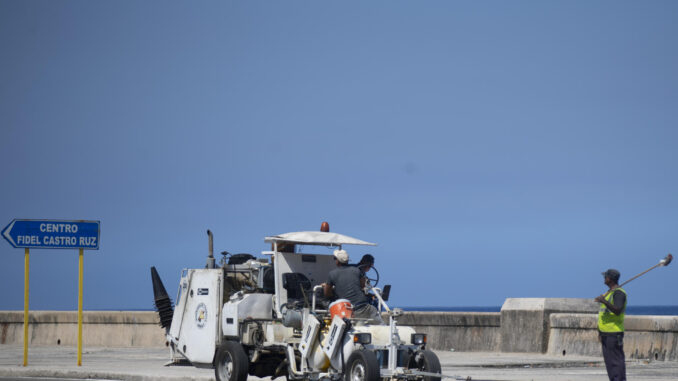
<box><xmin>0</xmin><ymin>345</ymin><xmax>676</xmax><ymax>381</ymax></box>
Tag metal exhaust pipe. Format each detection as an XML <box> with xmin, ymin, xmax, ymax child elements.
<box><xmin>206</xmin><ymin>229</ymin><xmax>215</xmax><ymax>269</ymax></box>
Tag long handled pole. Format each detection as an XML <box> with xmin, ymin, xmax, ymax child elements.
<box><xmin>603</xmin><ymin>253</ymin><xmax>672</xmax><ymax>297</ymax></box>
<box><xmin>620</xmin><ymin>253</ymin><xmax>672</xmax><ymax>288</ymax></box>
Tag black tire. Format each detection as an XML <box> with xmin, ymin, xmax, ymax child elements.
<box><xmin>344</xmin><ymin>350</ymin><xmax>379</xmax><ymax>381</ymax></box>
<box><xmin>214</xmin><ymin>341</ymin><xmax>249</xmax><ymax>381</ymax></box>
<box><xmin>411</xmin><ymin>350</ymin><xmax>441</xmax><ymax>381</ymax></box>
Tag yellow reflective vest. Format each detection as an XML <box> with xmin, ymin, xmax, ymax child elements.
<box><xmin>598</xmin><ymin>287</ymin><xmax>627</xmax><ymax>333</ymax></box>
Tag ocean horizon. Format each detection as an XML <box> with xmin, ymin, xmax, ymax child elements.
<box><xmin>400</xmin><ymin>305</ymin><xmax>678</xmax><ymax>316</ymax></box>
<box><xmin>80</xmin><ymin>305</ymin><xmax>678</xmax><ymax>316</ymax></box>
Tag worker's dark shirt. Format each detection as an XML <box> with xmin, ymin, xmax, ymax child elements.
<box><xmin>600</xmin><ymin>289</ymin><xmax>627</xmax><ymax>336</ymax></box>
<box><xmin>327</xmin><ymin>265</ymin><xmax>369</xmax><ymax>307</ymax></box>
<box><xmin>608</xmin><ymin>289</ymin><xmax>626</xmax><ymax>314</ymax></box>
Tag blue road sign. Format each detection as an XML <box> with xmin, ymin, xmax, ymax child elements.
<box><xmin>2</xmin><ymin>219</ymin><xmax>100</xmax><ymax>250</ymax></box>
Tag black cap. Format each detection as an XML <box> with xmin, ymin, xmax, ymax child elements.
<box><xmin>359</xmin><ymin>254</ymin><xmax>375</xmax><ymax>265</ymax></box>
<box><xmin>602</xmin><ymin>269</ymin><xmax>621</xmax><ymax>282</ymax></box>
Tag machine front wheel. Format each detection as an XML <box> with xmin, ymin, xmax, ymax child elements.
<box><xmin>214</xmin><ymin>341</ymin><xmax>249</xmax><ymax>381</ymax></box>
<box><xmin>344</xmin><ymin>350</ymin><xmax>379</xmax><ymax>381</ymax></box>
<box><xmin>411</xmin><ymin>350</ymin><xmax>441</xmax><ymax>381</ymax></box>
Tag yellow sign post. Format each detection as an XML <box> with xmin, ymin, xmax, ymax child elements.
<box><xmin>78</xmin><ymin>248</ymin><xmax>84</xmax><ymax>366</ymax></box>
<box><xmin>23</xmin><ymin>248</ymin><xmax>29</xmax><ymax>367</ymax></box>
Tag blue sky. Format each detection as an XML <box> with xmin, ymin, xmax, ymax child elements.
<box><xmin>1</xmin><ymin>1</ymin><xmax>676</xmax><ymax>310</ymax></box>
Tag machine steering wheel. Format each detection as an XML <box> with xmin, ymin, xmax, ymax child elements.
<box><xmin>362</xmin><ymin>265</ymin><xmax>380</xmax><ymax>288</ymax></box>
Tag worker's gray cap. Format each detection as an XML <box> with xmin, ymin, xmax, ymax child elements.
<box><xmin>602</xmin><ymin>269</ymin><xmax>621</xmax><ymax>282</ymax></box>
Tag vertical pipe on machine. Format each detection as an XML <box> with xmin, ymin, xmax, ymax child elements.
<box><xmin>206</xmin><ymin>230</ymin><xmax>215</xmax><ymax>269</ymax></box>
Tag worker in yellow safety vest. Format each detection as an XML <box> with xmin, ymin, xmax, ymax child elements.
<box><xmin>594</xmin><ymin>268</ymin><xmax>627</xmax><ymax>381</ymax></box>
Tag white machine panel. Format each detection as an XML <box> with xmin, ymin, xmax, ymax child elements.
<box><xmin>299</xmin><ymin>315</ymin><xmax>321</xmax><ymax>357</ymax></box>
<box><xmin>168</xmin><ymin>270</ymin><xmax>189</xmax><ymax>342</ymax></box>
<box><xmin>221</xmin><ymin>301</ymin><xmax>238</xmax><ymax>337</ymax></box>
<box><xmin>173</xmin><ymin>269</ymin><xmax>223</xmax><ymax>364</ymax></box>
<box><xmin>322</xmin><ymin>315</ymin><xmax>347</xmax><ymax>358</ymax></box>
<box><xmin>222</xmin><ymin>293</ymin><xmax>273</xmax><ymax>337</ymax></box>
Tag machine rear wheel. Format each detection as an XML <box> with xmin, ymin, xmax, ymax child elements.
<box><xmin>214</xmin><ymin>341</ymin><xmax>249</xmax><ymax>381</ymax></box>
<box><xmin>411</xmin><ymin>350</ymin><xmax>441</xmax><ymax>381</ymax></box>
<box><xmin>344</xmin><ymin>350</ymin><xmax>379</xmax><ymax>381</ymax></box>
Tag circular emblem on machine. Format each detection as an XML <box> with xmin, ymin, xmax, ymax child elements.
<box><xmin>195</xmin><ymin>303</ymin><xmax>207</xmax><ymax>328</ymax></box>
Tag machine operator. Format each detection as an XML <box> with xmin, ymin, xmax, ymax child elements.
<box><xmin>323</xmin><ymin>249</ymin><xmax>384</xmax><ymax>325</ymax></box>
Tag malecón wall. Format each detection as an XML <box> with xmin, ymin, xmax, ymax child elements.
<box><xmin>1</xmin><ymin>301</ymin><xmax>676</xmax><ymax>361</ymax></box>
<box><xmin>0</xmin><ymin>311</ymin><xmax>166</xmax><ymax>347</ymax></box>
<box><xmin>395</xmin><ymin>311</ymin><xmax>501</xmax><ymax>352</ymax></box>
<box><xmin>548</xmin><ymin>313</ymin><xmax>678</xmax><ymax>361</ymax></box>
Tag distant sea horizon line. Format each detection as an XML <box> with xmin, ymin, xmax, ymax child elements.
<box><xmin>400</xmin><ymin>305</ymin><xmax>678</xmax><ymax>316</ymax></box>
<box><xmin>69</xmin><ymin>305</ymin><xmax>678</xmax><ymax>316</ymax></box>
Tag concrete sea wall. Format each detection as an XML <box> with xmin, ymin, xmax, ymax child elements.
<box><xmin>396</xmin><ymin>311</ymin><xmax>500</xmax><ymax>352</ymax></box>
<box><xmin>1</xmin><ymin>299</ymin><xmax>676</xmax><ymax>360</ymax></box>
<box><xmin>548</xmin><ymin>313</ymin><xmax>678</xmax><ymax>361</ymax></box>
<box><xmin>0</xmin><ymin>311</ymin><xmax>166</xmax><ymax>347</ymax></box>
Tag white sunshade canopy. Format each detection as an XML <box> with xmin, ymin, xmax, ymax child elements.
<box><xmin>264</xmin><ymin>231</ymin><xmax>377</xmax><ymax>246</ymax></box>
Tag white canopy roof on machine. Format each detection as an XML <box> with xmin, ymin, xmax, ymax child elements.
<box><xmin>264</xmin><ymin>231</ymin><xmax>377</xmax><ymax>246</ymax></box>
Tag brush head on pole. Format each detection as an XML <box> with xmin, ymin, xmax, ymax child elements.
<box><xmin>660</xmin><ymin>253</ymin><xmax>673</xmax><ymax>266</ymax></box>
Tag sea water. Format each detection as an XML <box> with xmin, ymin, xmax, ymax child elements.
<box><xmin>401</xmin><ymin>305</ymin><xmax>678</xmax><ymax>315</ymax></box>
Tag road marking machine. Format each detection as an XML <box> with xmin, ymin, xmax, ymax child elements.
<box><xmin>151</xmin><ymin>224</ymin><xmax>446</xmax><ymax>381</ymax></box>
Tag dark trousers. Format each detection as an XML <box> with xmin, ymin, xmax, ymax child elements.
<box><xmin>601</xmin><ymin>333</ymin><xmax>626</xmax><ymax>381</ymax></box>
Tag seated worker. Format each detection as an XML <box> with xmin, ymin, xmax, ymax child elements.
<box><xmin>324</xmin><ymin>249</ymin><xmax>384</xmax><ymax>325</ymax></box>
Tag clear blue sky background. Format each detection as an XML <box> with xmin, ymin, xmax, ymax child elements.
<box><xmin>1</xmin><ymin>1</ymin><xmax>676</xmax><ymax>310</ymax></box>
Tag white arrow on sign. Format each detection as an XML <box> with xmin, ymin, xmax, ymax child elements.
<box><xmin>2</xmin><ymin>220</ymin><xmax>16</xmax><ymax>247</ymax></box>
